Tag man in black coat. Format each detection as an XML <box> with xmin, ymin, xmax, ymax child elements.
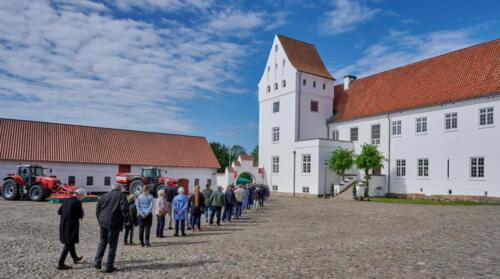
<box><xmin>94</xmin><ymin>184</ymin><xmax>129</xmax><ymax>273</ymax></box>
<box><xmin>57</xmin><ymin>189</ymin><xmax>86</xmax><ymax>270</ymax></box>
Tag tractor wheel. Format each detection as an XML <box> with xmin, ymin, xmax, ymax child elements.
<box><xmin>29</xmin><ymin>185</ymin><xmax>46</xmax><ymax>202</ymax></box>
<box><xmin>130</xmin><ymin>180</ymin><xmax>144</xmax><ymax>196</ymax></box>
<box><xmin>2</xmin><ymin>179</ymin><xmax>19</xmax><ymax>200</ymax></box>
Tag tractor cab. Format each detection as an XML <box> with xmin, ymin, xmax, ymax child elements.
<box><xmin>17</xmin><ymin>165</ymin><xmax>44</xmax><ymax>185</ymax></box>
<box><xmin>141</xmin><ymin>167</ymin><xmax>162</xmax><ymax>181</ymax></box>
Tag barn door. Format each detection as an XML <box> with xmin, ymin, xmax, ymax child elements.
<box><xmin>177</xmin><ymin>178</ymin><xmax>189</xmax><ymax>195</ymax></box>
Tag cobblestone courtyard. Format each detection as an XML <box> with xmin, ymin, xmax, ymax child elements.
<box><xmin>0</xmin><ymin>197</ymin><xmax>499</xmax><ymax>278</ymax></box>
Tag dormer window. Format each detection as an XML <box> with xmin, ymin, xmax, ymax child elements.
<box><xmin>274</xmin><ymin>83</ymin><xmax>278</xmax><ymax>90</ymax></box>
<box><xmin>322</xmin><ymin>83</ymin><xmax>326</xmax><ymax>90</ymax></box>
<box><xmin>303</xmin><ymin>79</ymin><xmax>307</xmax><ymax>85</ymax></box>
<box><xmin>282</xmin><ymin>80</ymin><xmax>286</xmax><ymax>87</ymax></box>
<box><xmin>267</xmin><ymin>86</ymin><xmax>271</xmax><ymax>93</ymax></box>
<box><xmin>313</xmin><ymin>81</ymin><xmax>316</xmax><ymax>88</ymax></box>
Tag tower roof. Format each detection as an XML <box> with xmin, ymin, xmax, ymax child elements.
<box><xmin>277</xmin><ymin>34</ymin><xmax>334</xmax><ymax>80</ymax></box>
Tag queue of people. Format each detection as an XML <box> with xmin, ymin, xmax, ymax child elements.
<box><xmin>57</xmin><ymin>182</ymin><xmax>270</xmax><ymax>273</ymax></box>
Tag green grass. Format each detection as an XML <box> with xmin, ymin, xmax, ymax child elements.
<box><xmin>369</xmin><ymin>197</ymin><xmax>500</xmax><ymax>206</ymax></box>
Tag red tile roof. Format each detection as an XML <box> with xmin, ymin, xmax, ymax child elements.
<box><xmin>240</xmin><ymin>155</ymin><xmax>253</xmax><ymax>161</ymax></box>
<box><xmin>334</xmin><ymin>39</ymin><xmax>500</xmax><ymax>121</ymax></box>
<box><xmin>278</xmin><ymin>34</ymin><xmax>334</xmax><ymax>80</ymax></box>
<box><xmin>0</xmin><ymin>118</ymin><xmax>220</xmax><ymax>169</ymax></box>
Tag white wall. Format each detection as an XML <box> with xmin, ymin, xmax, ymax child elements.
<box><xmin>0</xmin><ymin>160</ymin><xmax>216</xmax><ymax>194</ymax></box>
<box><xmin>330</xmin><ymin>94</ymin><xmax>500</xmax><ymax>197</ymax></box>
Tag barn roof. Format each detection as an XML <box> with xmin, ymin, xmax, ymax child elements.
<box><xmin>0</xmin><ymin>118</ymin><xmax>220</xmax><ymax>169</ymax></box>
<box><xmin>333</xmin><ymin>39</ymin><xmax>500</xmax><ymax>121</ymax></box>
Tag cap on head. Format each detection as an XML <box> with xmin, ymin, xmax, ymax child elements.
<box><xmin>75</xmin><ymin>188</ymin><xmax>87</xmax><ymax>196</ymax></box>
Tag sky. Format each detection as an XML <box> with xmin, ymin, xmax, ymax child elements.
<box><xmin>0</xmin><ymin>0</ymin><xmax>499</xmax><ymax>153</ymax></box>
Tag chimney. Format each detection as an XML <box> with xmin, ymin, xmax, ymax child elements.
<box><xmin>343</xmin><ymin>75</ymin><xmax>357</xmax><ymax>90</ymax></box>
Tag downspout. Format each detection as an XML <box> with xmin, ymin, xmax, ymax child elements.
<box><xmin>326</xmin><ymin>119</ymin><xmax>330</xmax><ymax>139</ymax></box>
<box><xmin>293</xmin><ymin>150</ymin><xmax>296</xmax><ymax>197</ymax></box>
<box><xmin>297</xmin><ymin>72</ymin><xmax>302</xmax><ymax>141</ymax></box>
<box><xmin>387</xmin><ymin>113</ymin><xmax>391</xmax><ymax>194</ymax></box>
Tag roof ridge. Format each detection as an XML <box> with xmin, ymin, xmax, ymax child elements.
<box><xmin>347</xmin><ymin>38</ymin><xmax>500</xmax><ymax>84</ymax></box>
<box><xmin>0</xmin><ymin>117</ymin><xmax>206</xmax><ymax>139</ymax></box>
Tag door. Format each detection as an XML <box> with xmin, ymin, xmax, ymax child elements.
<box><xmin>177</xmin><ymin>178</ymin><xmax>189</xmax><ymax>195</ymax></box>
<box><xmin>118</xmin><ymin>164</ymin><xmax>131</xmax><ymax>173</ymax></box>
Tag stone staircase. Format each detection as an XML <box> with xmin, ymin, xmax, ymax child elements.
<box><xmin>333</xmin><ymin>175</ymin><xmax>357</xmax><ymax>200</ymax></box>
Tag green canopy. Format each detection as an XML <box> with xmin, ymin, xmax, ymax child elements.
<box><xmin>236</xmin><ymin>176</ymin><xmax>251</xmax><ymax>185</ymax></box>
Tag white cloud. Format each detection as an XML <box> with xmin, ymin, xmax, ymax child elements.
<box><xmin>112</xmin><ymin>0</ymin><xmax>213</xmax><ymax>12</ymax></box>
<box><xmin>332</xmin><ymin>28</ymin><xmax>480</xmax><ymax>79</ymax></box>
<box><xmin>0</xmin><ymin>0</ymin><xmax>269</xmax><ymax>134</ymax></box>
<box><xmin>206</xmin><ymin>9</ymin><xmax>265</xmax><ymax>33</ymax></box>
<box><xmin>321</xmin><ymin>0</ymin><xmax>381</xmax><ymax>35</ymax></box>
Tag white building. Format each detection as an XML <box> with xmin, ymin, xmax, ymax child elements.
<box><xmin>258</xmin><ymin>34</ymin><xmax>500</xmax><ymax>199</ymax></box>
<box><xmin>0</xmin><ymin>118</ymin><xmax>220</xmax><ymax>193</ymax></box>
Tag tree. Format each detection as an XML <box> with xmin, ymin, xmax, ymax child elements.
<box><xmin>210</xmin><ymin>142</ymin><xmax>229</xmax><ymax>173</ymax></box>
<box><xmin>328</xmin><ymin>147</ymin><xmax>354</xmax><ymax>182</ymax></box>
<box><xmin>354</xmin><ymin>144</ymin><xmax>385</xmax><ymax>198</ymax></box>
<box><xmin>230</xmin><ymin>145</ymin><xmax>247</xmax><ymax>158</ymax></box>
<box><xmin>251</xmin><ymin>145</ymin><xmax>258</xmax><ymax>164</ymax></box>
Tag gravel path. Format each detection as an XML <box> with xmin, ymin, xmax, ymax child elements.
<box><xmin>0</xmin><ymin>197</ymin><xmax>499</xmax><ymax>278</ymax></box>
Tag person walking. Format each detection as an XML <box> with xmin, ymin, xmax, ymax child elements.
<box><xmin>165</xmin><ymin>183</ymin><xmax>178</xmax><ymax>230</ymax></box>
<box><xmin>234</xmin><ymin>184</ymin><xmax>245</xmax><ymax>219</ymax></box>
<box><xmin>155</xmin><ymin>189</ymin><xmax>168</xmax><ymax>238</ymax></box>
<box><xmin>202</xmin><ymin>184</ymin><xmax>213</xmax><ymax>223</ymax></box>
<box><xmin>208</xmin><ymin>186</ymin><xmax>226</xmax><ymax>226</ymax></box>
<box><xmin>173</xmin><ymin>187</ymin><xmax>188</xmax><ymax>236</ymax></box>
<box><xmin>136</xmin><ymin>184</ymin><xmax>154</xmax><ymax>247</ymax></box>
<box><xmin>124</xmin><ymin>194</ymin><xmax>138</xmax><ymax>245</ymax></box>
<box><xmin>222</xmin><ymin>185</ymin><xmax>236</xmax><ymax>223</ymax></box>
<box><xmin>57</xmin><ymin>189</ymin><xmax>86</xmax><ymax>270</ymax></box>
<box><xmin>248</xmin><ymin>184</ymin><xmax>255</xmax><ymax>210</ymax></box>
<box><xmin>95</xmin><ymin>184</ymin><xmax>129</xmax><ymax>273</ymax></box>
<box><xmin>243</xmin><ymin>185</ymin><xmax>249</xmax><ymax>214</ymax></box>
<box><xmin>189</xmin><ymin>185</ymin><xmax>205</xmax><ymax>232</ymax></box>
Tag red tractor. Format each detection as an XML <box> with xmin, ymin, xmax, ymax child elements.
<box><xmin>116</xmin><ymin>167</ymin><xmax>175</xmax><ymax>196</ymax></box>
<box><xmin>1</xmin><ymin>164</ymin><xmax>72</xmax><ymax>202</ymax></box>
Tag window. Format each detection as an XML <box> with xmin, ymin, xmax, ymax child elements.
<box><xmin>332</xmin><ymin>130</ymin><xmax>339</xmax><ymax>140</ymax></box>
<box><xmin>195</xmin><ymin>178</ymin><xmax>200</xmax><ymax>186</ymax></box>
<box><xmin>313</xmin><ymin>81</ymin><xmax>316</xmax><ymax>88</ymax></box>
<box><xmin>322</xmin><ymin>83</ymin><xmax>326</xmax><ymax>90</ymax></box>
<box><xmin>445</xmin><ymin>112</ymin><xmax>458</xmax><ymax>130</ymax></box>
<box><xmin>350</xmin><ymin>127</ymin><xmax>358</xmax><ymax>141</ymax></box>
<box><xmin>302</xmin><ymin>154</ymin><xmax>311</xmax><ymax>174</ymax></box>
<box><xmin>272</xmin><ymin>185</ymin><xmax>278</xmax><ymax>191</ymax></box>
<box><xmin>392</xmin><ymin>120</ymin><xmax>402</xmax><ymax>136</ymax></box>
<box><xmin>396</xmin><ymin>159</ymin><xmax>406</xmax><ymax>177</ymax></box>
<box><xmin>273</xmin><ymin>101</ymin><xmax>280</xmax><ymax>113</ymax></box>
<box><xmin>302</xmin><ymin>186</ymin><xmax>309</xmax><ymax>193</ymax></box>
<box><xmin>267</xmin><ymin>66</ymin><xmax>270</xmax><ymax>73</ymax></box>
<box><xmin>272</xmin><ymin>156</ymin><xmax>279</xmax><ymax>174</ymax></box>
<box><xmin>417</xmin><ymin>159</ymin><xmax>429</xmax><ymax>177</ymax></box>
<box><xmin>68</xmin><ymin>176</ymin><xmax>75</xmax><ymax>185</ymax></box>
<box><xmin>470</xmin><ymin>157</ymin><xmax>485</xmax><ymax>178</ymax></box>
<box><xmin>86</xmin><ymin>176</ymin><xmax>93</xmax><ymax>186</ymax></box>
<box><xmin>104</xmin><ymin>176</ymin><xmax>111</xmax><ymax>186</ymax></box>
<box><xmin>371</xmin><ymin>124</ymin><xmax>380</xmax><ymax>145</ymax></box>
<box><xmin>275</xmin><ymin>63</ymin><xmax>278</xmax><ymax>69</ymax></box>
<box><xmin>282</xmin><ymin>59</ymin><xmax>286</xmax><ymax>66</ymax></box>
<box><xmin>282</xmin><ymin>79</ymin><xmax>286</xmax><ymax>88</ymax></box>
<box><xmin>302</xmin><ymin>79</ymin><xmax>306</xmax><ymax>85</ymax></box>
<box><xmin>266</xmin><ymin>85</ymin><xmax>270</xmax><ymax>93</ymax></box>
<box><xmin>416</xmin><ymin>117</ymin><xmax>427</xmax><ymax>133</ymax></box>
<box><xmin>274</xmin><ymin>82</ymin><xmax>278</xmax><ymax>90</ymax></box>
<box><xmin>275</xmin><ymin>44</ymin><xmax>278</xmax><ymax>51</ymax></box>
<box><xmin>310</xmin><ymin>101</ymin><xmax>318</xmax><ymax>112</ymax></box>
<box><xmin>479</xmin><ymin>107</ymin><xmax>494</xmax><ymax>126</ymax></box>
<box><xmin>272</xmin><ymin>127</ymin><xmax>280</xmax><ymax>143</ymax></box>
